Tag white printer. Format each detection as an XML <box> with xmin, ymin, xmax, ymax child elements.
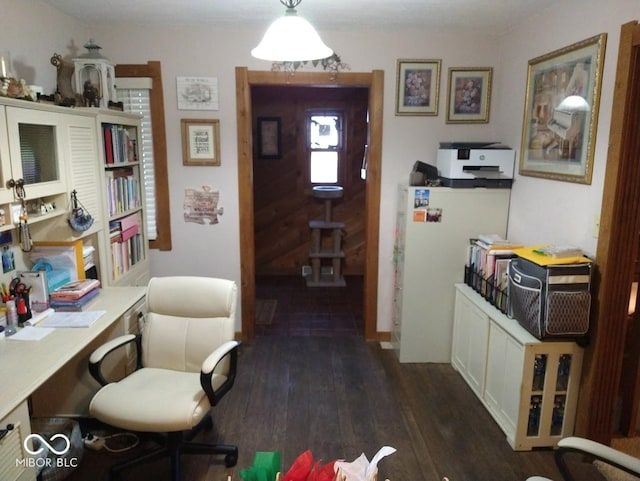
<box><xmin>436</xmin><ymin>142</ymin><xmax>515</xmax><ymax>188</ymax></box>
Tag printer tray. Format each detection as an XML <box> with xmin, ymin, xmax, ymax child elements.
<box><xmin>439</xmin><ymin>177</ymin><xmax>513</xmax><ymax>188</ymax></box>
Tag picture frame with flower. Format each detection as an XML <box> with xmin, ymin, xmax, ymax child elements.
<box><xmin>396</xmin><ymin>59</ymin><xmax>441</xmax><ymax>116</ymax></box>
<box><xmin>446</xmin><ymin>67</ymin><xmax>493</xmax><ymax>124</ymax></box>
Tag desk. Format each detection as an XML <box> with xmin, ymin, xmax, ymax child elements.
<box><xmin>0</xmin><ymin>287</ymin><xmax>145</xmax><ymax>481</ymax></box>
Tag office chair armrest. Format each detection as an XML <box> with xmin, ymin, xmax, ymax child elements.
<box><xmin>555</xmin><ymin>436</ymin><xmax>640</xmax><ymax>481</ymax></box>
<box><xmin>89</xmin><ymin>334</ymin><xmax>141</xmax><ymax>386</ymax></box>
<box><xmin>200</xmin><ymin>340</ymin><xmax>241</xmax><ymax>406</ymax></box>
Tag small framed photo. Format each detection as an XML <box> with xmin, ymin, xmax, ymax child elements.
<box><xmin>177</xmin><ymin>76</ymin><xmax>219</xmax><ymax>110</ymax></box>
<box><xmin>519</xmin><ymin>33</ymin><xmax>607</xmax><ymax>184</ymax></box>
<box><xmin>446</xmin><ymin>67</ymin><xmax>493</xmax><ymax>124</ymax></box>
<box><xmin>396</xmin><ymin>59</ymin><xmax>441</xmax><ymax>116</ymax></box>
<box><xmin>257</xmin><ymin>117</ymin><xmax>282</xmax><ymax>159</ymax></box>
<box><xmin>181</xmin><ymin>119</ymin><xmax>221</xmax><ymax>166</ymax></box>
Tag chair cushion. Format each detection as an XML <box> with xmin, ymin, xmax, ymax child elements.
<box><xmin>89</xmin><ymin>368</ymin><xmax>227</xmax><ymax>432</ymax></box>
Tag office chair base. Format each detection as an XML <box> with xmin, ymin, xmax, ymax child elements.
<box><xmin>108</xmin><ymin>432</ymin><xmax>238</xmax><ymax>481</ymax></box>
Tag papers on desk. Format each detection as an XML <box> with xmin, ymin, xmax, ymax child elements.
<box><xmin>37</xmin><ymin>310</ymin><xmax>106</xmax><ymax>328</ymax></box>
<box><xmin>6</xmin><ymin>326</ymin><xmax>55</xmax><ymax>341</ymax></box>
<box><xmin>4</xmin><ymin>310</ymin><xmax>106</xmax><ymax>341</ymax></box>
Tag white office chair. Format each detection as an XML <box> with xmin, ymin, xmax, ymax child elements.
<box><xmin>88</xmin><ymin>276</ymin><xmax>241</xmax><ymax>481</ymax></box>
<box><xmin>527</xmin><ymin>436</ymin><xmax>640</xmax><ymax>481</ymax></box>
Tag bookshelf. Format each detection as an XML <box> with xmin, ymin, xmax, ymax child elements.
<box><xmin>96</xmin><ymin>112</ymin><xmax>149</xmax><ymax>287</ymax></box>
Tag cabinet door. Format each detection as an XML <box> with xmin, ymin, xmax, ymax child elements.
<box><xmin>0</xmin><ymin>108</ymin><xmax>14</xmax><ymax>204</ymax></box>
<box><xmin>66</xmin><ymin>114</ymin><xmax>102</xmax><ymax>234</ymax></box>
<box><xmin>452</xmin><ymin>290</ymin><xmax>489</xmax><ymax>396</ymax></box>
<box><xmin>484</xmin><ymin>320</ymin><xmax>524</xmax><ymax>443</ymax></box>
<box><xmin>0</xmin><ymin>401</ymin><xmax>36</xmax><ymax>481</ymax></box>
<box><xmin>5</xmin><ymin>107</ymin><xmax>67</xmax><ymax>199</ymax></box>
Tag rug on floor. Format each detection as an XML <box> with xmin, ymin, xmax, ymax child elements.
<box><xmin>256</xmin><ymin>299</ymin><xmax>277</xmax><ymax>325</ymax></box>
<box><xmin>595</xmin><ymin>437</ymin><xmax>640</xmax><ymax>481</ymax></box>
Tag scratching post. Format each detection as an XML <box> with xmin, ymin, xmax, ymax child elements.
<box><xmin>307</xmin><ymin>186</ymin><xmax>345</xmax><ymax>287</ymax></box>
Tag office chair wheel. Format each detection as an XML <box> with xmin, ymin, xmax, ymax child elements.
<box><xmin>225</xmin><ymin>453</ymin><xmax>238</xmax><ymax>467</ymax></box>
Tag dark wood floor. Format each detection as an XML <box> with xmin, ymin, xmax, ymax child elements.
<box><xmin>67</xmin><ymin>336</ymin><xmax>580</xmax><ymax>481</ymax></box>
<box><xmin>255</xmin><ymin>275</ymin><xmax>364</xmax><ymax>336</ymax></box>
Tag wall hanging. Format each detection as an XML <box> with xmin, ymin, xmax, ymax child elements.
<box><xmin>519</xmin><ymin>33</ymin><xmax>607</xmax><ymax>184</ymax></box>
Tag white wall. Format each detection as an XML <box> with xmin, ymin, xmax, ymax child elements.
<box><xmin>3</xmin><ymin>0</ymin><xmax>639</xmax><ymax>332</ymax></box>
<box><xmin>497</xmin><ymin>0</ymin><xmax>640</xmax><ymax>257</ymax></box>
<box><xmin>1</xmin><ymin>0</ymin><xmax>89</xmax><ymax>89</ymax></box>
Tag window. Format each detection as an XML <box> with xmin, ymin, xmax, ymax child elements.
<box><xmin>308</xmin><ymin>111</ymin><xmax>343</xmax><ymax>184</ymax></box>
<box><xmin>116</xmin><ymin>78</ymin><xmax>157</xmax><ymax>240</ymax></box>
<box><xmin>115</xmin><ymin>62</ymin><xmax>171</xmax><ymax>250</ymax></box>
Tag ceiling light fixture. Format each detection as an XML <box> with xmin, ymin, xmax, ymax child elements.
<box><xmin>251</xmin><ymin>0</ymin><xmax>333</xmax><ymax>62</ymax></box>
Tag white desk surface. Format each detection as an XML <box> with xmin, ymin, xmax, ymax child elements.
<box><xmin>0</xmin><ymin>286</ymin><xmax>146</xmax><ymax>421</ymax></box>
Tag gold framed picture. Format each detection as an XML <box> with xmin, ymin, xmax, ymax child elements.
<box><xmin>446</xmin><ymin>67</ymin><xmax>492</xmax><ymax>124</ymax></box>
<box><xmin>519</xmin><ymin>33</ymin><xmax>607</xmax><ymax>184</ymax></box>
<box><xmin>181</xmin><ymin>118</ymin><xmax>221</xmax><ymax>166</ymax></box>
<box><xmin>395</xmin><ymin>59</ymin><xmax>441</xmax><ymax>116</ymax></box>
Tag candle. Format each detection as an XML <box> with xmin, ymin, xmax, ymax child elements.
<box><xmin>0</xmin><ymin>52</ymin><xmax>11</xmax><ymax>78</ymax></box>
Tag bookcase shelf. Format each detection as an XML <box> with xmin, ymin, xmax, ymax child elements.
<box><xmin>96</xmin><ymin>112</ymin><xmax>149</xmax><ymax>288</ymax></box>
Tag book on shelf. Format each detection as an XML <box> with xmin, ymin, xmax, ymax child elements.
<box><xmin>102</xmin><ymin>124</ymin><xmax>137</xmax><ymax>165</ymax></box>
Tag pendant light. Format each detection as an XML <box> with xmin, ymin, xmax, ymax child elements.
<box><xmin>252</xmin><ymin>0</ymin><xmax>333</xmax><ymax>62</ymax></box>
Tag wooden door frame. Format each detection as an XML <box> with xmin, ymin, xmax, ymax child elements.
<box><xmin>235</xmin><ymin>67</ymin><xmax>384</xmax><ymax>341</ymax></box>
<box><xmin>575</xmin><ymin>20</ymin><xmax>640</xmax><ymax>443</ymax></box>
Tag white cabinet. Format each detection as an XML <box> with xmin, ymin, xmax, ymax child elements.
<box><xmin>392</xmin><ymin>186</ymin><xmax>510</xmax><ymax>362</ymax></box>
<box><xmin>0</xmin><ymin>401</ymin><xmax>35</xmax><ymax>481</ymax></box>
<box><xmin>0</xmin><ymin>98</ymin><xmax>150</xmax><ymax>289</ymax></box>
<box><xmin>95</xmin><ymin>111</ymin><xmax>149</xmax><ymax>287</ymax></box>
<box><xmin>451</xmin><ymin>290</ymin><xmax>490</xmax><ymax>396</ymax></box>
<box><xmin>1</xmin><ymin>105</ymin><xmax>68</xmax><ymax>201</ymax></box>
<box><xmin>452</xmin><ymin>283</ymin><xmax>583</xmax><ymax>450</ymax></box>
<box><xmin>0</xmin><ymin>98</ymin><xmax>82</xmax><ymax>236</ymax></box>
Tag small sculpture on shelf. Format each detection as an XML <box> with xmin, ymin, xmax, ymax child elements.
<box><xmin>50</xmin><ymin>53</ymin><xmax>80</xmax><ymax>106</ymax></box>
<box><xmin>82</xmin><ymin>80</ymin><xmax>100</xmax><ymax>107</ymax></box>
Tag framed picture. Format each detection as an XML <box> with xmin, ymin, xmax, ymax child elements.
<box><xmin>396</xmin><ymin>59</ymin><xmax>441</xmax><ymax>116</ymax></box>
<box><xmin>181</xmin><ymin>119</ymin><xmax>221</xmax><ymax>166</ymax></box>
<box><xmin>257</xmin><ymin>117</ymin><xmax>282</xmax><ymax>159</ymax></box>
<box><xmin>177</xmin><ymin>76</ymin><xmax>219</xmax><ymax>110</ymax></box>
<box><xmin>446</xmin><ymin>67</ymin><xmax>492</xmax><ymax>124</ymax></box>
<box><xmin>519</xmin><ymin>33</ymin><xmax>607</xmax><ymax>184</ymax></box>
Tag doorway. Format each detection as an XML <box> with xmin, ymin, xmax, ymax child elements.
<box><xmin>251</xmin><ymin>85</ymin><xmax>368</xmax><ymax>336</ymax></box>
<box><xmin>577</xmin><ymin>20</ymin><xmax>640</xmax><ymax>444</ymax></box>
<box><xmin>235</xmin><ymin>68</ymin><xmax>384</xmax><ymax>341</ymax></box>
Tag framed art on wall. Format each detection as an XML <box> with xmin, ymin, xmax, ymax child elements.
<box><xmin>181</xmin><ymin>118</ymin><xmax>221</xmax><ymax>166</ymax></box>
<box><xmin>446</xmin><ymin>67</ymin><xmax>492</xmax><ymax>124</ymax></box>
<box><xmin>177</xmin><ymin>77</ymin><xmax>219</xmax><ymax>110</ymax></box>
<box><xmin>257</xmin><ymin>117</ymin><xmax>282</xmax><ymax>159</ymax></box>
<box><xmin>396</xmin><ymin>59</ymin><xmax>441</xmax><ymax>116</ymax></box>
<box><xmin>519</xmin><ymin>33</ymin><xmax>607</xmax><ymax>184</ymax></box>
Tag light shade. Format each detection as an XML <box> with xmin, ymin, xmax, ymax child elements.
<box><xmin>557</xmin><ymin>95</ymin><xmax>590</xmax><ymax>112</ymax></box>
<box><xmin>252</xmin><ymin>5</ymin><xmax>333</xmax><ymax>62</ymax></box>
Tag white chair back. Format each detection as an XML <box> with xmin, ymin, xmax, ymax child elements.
<box><xmin>142</xmin><ymin>276</ymin><xmax>237</xmax><ymax>373</ymax></box>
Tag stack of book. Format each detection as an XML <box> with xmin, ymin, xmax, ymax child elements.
<box><xmin>465</xmin><ymin>234</ymin><xmax>522</xmax><ymax>313</ymax></box>
<box><xmin>109</xmin><ymin>213</ymin><xmax>144</xmax><ymax>280</ymax></box>
<box><xmin>50</xmin><ymin>279</ymin><xmax>101</xmax><ymax>311</ymax></box>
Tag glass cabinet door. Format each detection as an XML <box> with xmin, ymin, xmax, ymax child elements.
<box><xmin>4</xmin><ymin>106</ymin><xmax>67</xmax><ymax>200</ymax></box>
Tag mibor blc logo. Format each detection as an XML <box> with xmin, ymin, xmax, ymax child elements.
<box><xmin>17</xmin><ymin>433</ymin><xmax>79</xmax><ymax>469</ymax></box>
